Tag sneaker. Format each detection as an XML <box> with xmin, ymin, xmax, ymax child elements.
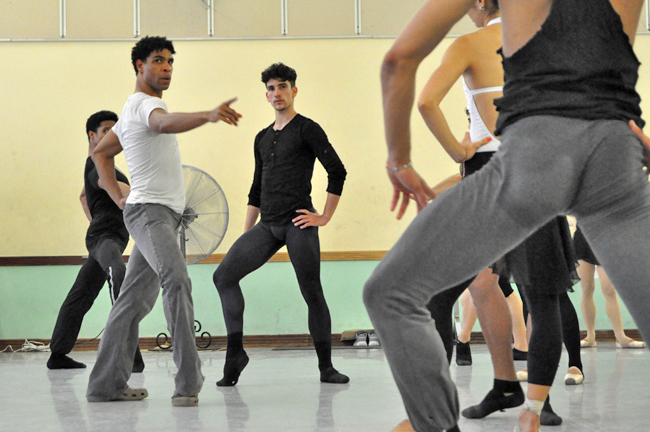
<box><xmin>354</xmin><ymin>332</ymin><xmax>368</xmax><ymax>347</ymax></box>
<box><xmin>88</xmin><ymin>387</ymin><xmax>148</xmax><ymax>402</ymax></box>
<box><xmin>368</xmin><ymin>333</ymin><xmax>380</xmax><ymax>346</ymax></box>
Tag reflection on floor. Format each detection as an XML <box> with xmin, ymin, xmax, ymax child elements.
<box><xmin>0</xmin><ymin>343</ymin><xmax>647</xmax><ymax>431</ymax></box>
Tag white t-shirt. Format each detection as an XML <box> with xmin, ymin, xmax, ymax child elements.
<box><xmin>112</xmin><ymin>92</ymin><xmax>185</xmax><ymax>214</ymax></box>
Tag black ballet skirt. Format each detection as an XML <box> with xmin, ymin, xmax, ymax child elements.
<box><xmin>462</xmin><ymin>152</ymin><xmax>579</xmax><ymax>294</ymax></box>
<box><xmin>573</xmin><ymin>225</ymin><xmax>600</xmax><ymax>266</ymax></box>
<box><xmin>503</xmin><ymin>217</ymin><xmax>580</xmax><ymax>295</ymax></box>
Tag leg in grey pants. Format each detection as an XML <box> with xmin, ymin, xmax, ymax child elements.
<box><xmin>363</xmin><ymin>117</ymin><xmax>650</xmax><ymax>432</ymax></box>
<box><xmin>87</xmin><ymin>203</ymin><xmax>202</xmax><ymax>401</ymax></box>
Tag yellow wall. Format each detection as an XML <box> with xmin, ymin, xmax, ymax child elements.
<box><xmin>2</xmin><ymin>35</ymin><xmax>650</xmax><ymax>256</ymax></box>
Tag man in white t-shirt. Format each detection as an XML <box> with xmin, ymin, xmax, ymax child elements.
<box><xmin>86</xmin><ymin>36</ymin><xmax>242</xmax><ymax>407</ymax></box>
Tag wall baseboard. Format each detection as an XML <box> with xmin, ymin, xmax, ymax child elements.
<box><xmin>0</xmin><ymin>251</ymin><xmax>387</xmax><ymax>267</ymax></box>
<box><xmin>1</xmin><ymin>329</ymin><xmax>642</xmax><ymax>353</ymax></box>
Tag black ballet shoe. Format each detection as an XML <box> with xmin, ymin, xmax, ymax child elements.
<box><xmin>461</xmin><ymin>387</ymin><xmax>525</xmax><ymax>419</ymax></box>
<box><xmin>512</xmin><ymin>348</ymin><xmax>528</xmax><ymax>361</ymax></box>
<box><xmin>216</xmin><ymin>351</ymin><xmax>249</xmax><ymax>387</ymax></box>
<box><xmin>540</xmin><ymin>398</ymin><xmax>562</xmax><ymax>426</ymax></box>
<box><xmin>320</xmin><ymin>366</ymin><xmax>350</xmax><ymax>384</ymax></box>
<box><xmin>47</xmin><ymin>353</ymin><xmax>86</xmax><ymax>370</ymax></box>
<box><xmin>456</xmin><ymin>341</ymin><xmax>472</xmax><ymax>366</ymax></box>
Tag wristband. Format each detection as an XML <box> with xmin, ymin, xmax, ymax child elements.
<box><xmin>386</xmin><ymin>161</ymin><xmax>413</xmax><ymax>172</ymax></box>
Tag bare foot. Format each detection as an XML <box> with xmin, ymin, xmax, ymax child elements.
<box><xmin>518</xmin><ymin>408</ymin><xmax>540</xmax><ymax>432</ymax></box>
<box><xmin>391</xmin><ymin>420</ymin><xmax>415</xmax><ymax>432</ymax></box>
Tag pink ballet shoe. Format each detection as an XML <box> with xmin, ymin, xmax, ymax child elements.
<box><xmin>580</xmin><ymin>339</ymin><xmax>597</xmax><ymax>348</ymax></box>
<box><xmin>516</xmin><ymin>369</ymin><xmax>528</xmax><ymax>382</ymax></box>
<box><xmin>616</xmin><ymin>340</ymin><xmax>646</xmax><ymax>349</ymax></box>
<box><xmin>564</xmin><ymin>367</ymin><xmax>584</xmax><ymax>385</ymax></box>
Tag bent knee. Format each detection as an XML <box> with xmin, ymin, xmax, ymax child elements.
<box><xmin>213</xmin><ymin>265</ymin><xmax>241</xmax><ymax>294</ymax></box>
<box><xmin>363</xmin><ymin>273</ymin><xmax>390</xmax><ymax>313</ymax></box>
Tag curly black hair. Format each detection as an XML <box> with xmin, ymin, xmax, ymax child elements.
<box><xmin>131</xmin><ymin>36</ymin><xmax>176</xmax><ymax>75</ymax></box>
<box><xmin>261</xmin><ymin>63</ymin><xmax>297</xmax><ymax>87</ymax></box>
<box><xmin>85</xmin><ymin>110</ymin><xmax>118</xmax><ymax>139</ymax></box>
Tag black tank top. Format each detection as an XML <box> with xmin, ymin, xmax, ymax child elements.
<box><xmin>494</xmin><ymin>0</ymin><xmax>643</xmax><ymax>135</ymax></box>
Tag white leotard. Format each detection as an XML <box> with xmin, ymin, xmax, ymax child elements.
<box><xmin>462</xmin><ymin>17</ymin><xmax>502</xmax><ymax>153</ymax></box>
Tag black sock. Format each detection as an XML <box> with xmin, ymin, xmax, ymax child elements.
<box><xmin>540</xmin><ymin>396</ymin><xmax>563</xmax><ymax>426</ymax></box>
<box><xmin>132</xmin><ymin>346</ymin><xmax>145</xmax><ymax>373</ymax></box>
<box><xmin>493</xmin><ymin>378</ymin><xmax>523</xmax><ymax>395</ymax></box>
<box><xmin>314</xmin><ymin>340</ymin><xmax>332</xmax><ymax>371</ymax></box>
<box><xmin>217</xmin><ymin>332</ymin><xmax>249</xmax><ymax>387</ymax></box>
<box><xmin>225</xmin><ymin>332</ymin><xmax>244</xmax><ymax>359</ymax></box>
<box><xmin>513</xmin><ymin>348</ymin><xmax>528</xmax><ymax>361</ymax></box>
<box><xmin>314</xmin><ymin>340</ymin><xmax>349</xmax><ymax>383</ymax></box>
<box><xmin>47</xmin><ymin>353</ymin><xmax>86</xmax><ymax>369</ymax></box>
<box><xmin>456</xmin><ymin>341</ymin><xmax>472</xmax><ymax>366</ymax></box>
<box><xmin>320</xmin><ymin>366</ymin><xmax>350</xmax><ymax>384</ymax></box>
<box><xmin>461</xmin><ymin>380</ymin><xmax>524</xmax><ymax>419</ymax></box>
<box><xmin>446</xmin><ymin>425</ymin><xmax>461</xmax><ymax>432</ymax></box>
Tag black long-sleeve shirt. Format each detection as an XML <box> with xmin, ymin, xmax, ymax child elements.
<box><xmin>247</xmin><ymin>114</ymin><xmax>347</xmax><ymax>225</ymax></box>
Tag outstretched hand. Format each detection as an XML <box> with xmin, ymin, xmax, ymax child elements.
<box><xmin>388</xmin><ymin>165</ymin><xmax>436</xmax><ymax>220</ymax></box>
<box><xmin>629</xmin><ymin>120</ymin><xmax>650</xmax><ymax>169</ymax></box>
<box><xmin>459</xmin><ymin>133</ymin><xmax>492</xmax><ymax>162</ymax></box>
<box><xmin>209</xmin><ymin>97</ymin><xmax>243</xmax><ymax>126</ymax></box>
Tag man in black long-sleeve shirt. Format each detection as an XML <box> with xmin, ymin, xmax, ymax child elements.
<box><xmin>213</xmin><ymin>63</ymin><xmax>349</xmax><ymax>386</ymax></box>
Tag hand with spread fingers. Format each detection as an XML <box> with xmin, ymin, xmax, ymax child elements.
<box><xmin>209</xmin><ymin>97</ymin><xmax>243</xmax><ymax>126</ymax></box>
<box><xmin>387</xmin><ymin>164</ymin><xmax>437</xmax><ymax>220</ymax></box>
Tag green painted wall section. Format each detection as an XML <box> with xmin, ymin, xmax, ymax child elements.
<box><xmin>0</xmin><ymin>262</ymin><xmax>638</xmax><ymax>341</ymax></box>
<box><xmin>0</xmin><ymin>261</ymin><xmax>376</xmax><ymax>340</ymax></box>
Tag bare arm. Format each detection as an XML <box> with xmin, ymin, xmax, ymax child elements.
<box><xmin>118</xmin><ymin>181</ymin><xmax>131</xmax><ymax>197</ymax></box>
<box><xmin>92</xmin><ymin>130</ymin><xmax>127</xmax><ymax>209</ymax></box>
<box><xmin>293</xmin><ymin>193</ymin><xmax>341</xmax><ymax>229</ymax></box>
<box><xmin>418</xmin><ymin>38</ymin><xmax>470</xmax><ymax>163</ymax></box>
<box><xmin>418</xmin><ymin>37</ymin><xmax>490</xmax><ymax>163</ymax></box>
<box><xmin>432</xmin><ymin>173</ymin><xmax>462</xmax><ymax>195</ymax></box>
<box><xmin>80</xmin><ymin>187</ymin><xmax>92</xmax><ymax>222</ymax></box>
<box><xmin>244</xmin><ymin>205</ymin><xmax>261</xmax><ymax>232</ymax></box>
<box><xmin>148</xmin><ymin>97</ymin><xmax>242</xmax><ymax>134</ymax></box>
<box><xmin>611</xmin><ymin>0</ymin><xmax>643</xmax><ymax>45</ymax></box>
<box><xmin>383</xmin><ymin>0</ymin><xmax>474</xmax><ymax>166</ymax></box>
<box><xmin>382</xmin><ymin>0</ymin><xmax>473</xmax><ymax>219</ymax></box>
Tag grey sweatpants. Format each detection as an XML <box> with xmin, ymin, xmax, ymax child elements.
<box><xmin>87</xmin><ymin>203</ymin><xmax>203</xmax><ymax>401</ymax></box>
<box><xmin>364</xmin><ymin>116</ymin><xmax>650</xmax><ymax>432</ymax></box>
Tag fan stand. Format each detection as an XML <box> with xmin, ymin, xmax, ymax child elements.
<box><xmin>155</xmin><ymin>213</ymin><xmax>213</xmax><ymax>351</ymax></box>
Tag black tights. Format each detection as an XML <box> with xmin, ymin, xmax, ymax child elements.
<box><xmin>213</xmin><ymin>221</ymin><xmax>332</xmax><ymax>345</ymax></box>
<box><xmin>427</xmin><ymin>279</ymin><xmax>473</xmax><ymax>364</ymax></box>
<box><xmin>520</xmin><ymin>286</ymin><xmax>583</xmax><ymax>380</ymax></box>
<box><xmin>519</xmin><ymin>286</ymin><xmax>582</xmax><ymax>386</ymax></box>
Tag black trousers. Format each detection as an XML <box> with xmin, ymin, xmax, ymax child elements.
<box><xmin>50</xmin><ymin>237</ymin><xmax>126</xmax><ymax>355</ymax></box>
<box><xmin>213</xmin><ymin>221</ymin><xmax>332</xmax><ymax>343</ymax></box>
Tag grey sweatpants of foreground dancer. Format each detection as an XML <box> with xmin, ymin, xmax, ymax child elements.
<box><xmin>365</xmin><ymin>117</ymin><xmax>650</xmax><ymax>430</ymax></box>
